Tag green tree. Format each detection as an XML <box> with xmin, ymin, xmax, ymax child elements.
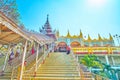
<box><xmin>80</xmin><ymin>54</ymin><xmax>103</xmax><ymax>72</ymax></box>
<box><xmin>0</xmin><ymin>0</ymin><xmax>20</xmax><ymax>24</ymax></box>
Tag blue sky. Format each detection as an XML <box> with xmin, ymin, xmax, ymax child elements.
<box><xmin>16</xmin><ymin>0</ymin><xmax>120</xmax><ymax>44</ymax></box>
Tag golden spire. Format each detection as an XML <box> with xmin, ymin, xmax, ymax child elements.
<box><xmin>56</xmin><ymin>30</ymin><xmax>59</xmax><ymax>37</ymax></box>
<box><xmin>109</xmin><ymin>33</ymin><xmax>113</xmax><ymax>40</ymax></box>
<box><xmin>66</xmin><ymin>30</ymin><xmax>71</xmax><ymax>38</ymax></box>
<box><xmin>79</xmin><ymin>29</ymin><xmax>83</xmax><ymax>38</ymax></box>
<box><xmin>87</xmin><ymin>34</ymin><xmax>91</xmax><ymax>41</ymax></box>
<box><xmin>98</xmin><ymin>34</ymin><xmax>102</xmax><ymax>41</ymax></box>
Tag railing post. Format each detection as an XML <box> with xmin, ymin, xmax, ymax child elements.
<box><xmin>19</xmin><ymin>40</ymin><xmax>28</xmax><ymax>80</ymax></box>
<box><xmin>35</xmin><ymin>44</ymin><xmax>39</xmax><ymax>73</ymax></box>
<box><xmin>2</xmin><ymin>44</ymin><xmax>11</xmax><ymax>72</ymax></box>
<box><xmin>43</xmin><ymin>45</ymin><xmax>45</xmax><ymax>64</ymax></box>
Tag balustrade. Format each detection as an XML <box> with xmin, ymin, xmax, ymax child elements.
<box><xmin>72</xmin><ymin>47</ymin><xmax>120</xmax><ymax>54</ymax></box>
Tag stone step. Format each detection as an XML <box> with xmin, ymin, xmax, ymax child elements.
<box><xmin>24</xmin><ymin>73</ymin><xmax>79</xmax><ymax>77</ymax></box>
<box><xmin>39</xmin><ymin>66</ymin><xmax>77</xmax><ymax>68</ymax></box>
<box><xmin>22</xmin><ymin>76</ymin><xmax>93</xmax><ymax>80</ymax></box>
<box><xmin>0</xmin><ymin>76</ymin><xmax>11</xmax><ymax>79</ymax></box>
<box><xmin>37</xmin><ymin>69</ymin><xmax>78</xmax><ymax>72</ymax></box>
<box><xmin>40</xmin><ymin>65</ymin><xmax>77</xmax><ymax>67</ymax></box>
<box><xmin>39</xmin><ymin>67</ymin><xmax>77</xmax><ymax>70</ymax></box>
<box><xmin>36</xmin><ymin>71</ymin><xmax>79</xmax><ymax>74</ymax></box>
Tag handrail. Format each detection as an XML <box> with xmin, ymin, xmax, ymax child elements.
<box><xmin>10</xmin><ymin>45</ymin><xmax>51</xmax><ymax>80</ymax></box>
<box><xmin>71</xmin><ymin>50</ymin><xmax>81</xmax><ymax>76</ymax></box>
<box><xmin>91</xmin><ymin>73</ymin><xmax>109</xmax><ymax>80</ymax></box>
<box><xmin>24</xmin><ymin>55</ymin><xmax>44</xmax><ymax>73</ymax></box>
<box><xmin>79</xmin><ymin>64</ymin><xmax>109</xmax><ymax>80</ymax></box>
<box><xmin>10</xmin><ymin>51</ymin><xmax>37</xmax><ymax>79</ymax></box>
<box><xmin>71</xmin><ymin>50</ymin><xmax>110</xmax><ymax>80</ymax></box>
<box><xmin>11</xmin><ymin>63</ymin><xmax>22</xmax><ymax>80</ymax></box>
<box><xmin>23</xmin><ymin>49</ymin><xmax>50</xmax><ymax>78</ymax></box>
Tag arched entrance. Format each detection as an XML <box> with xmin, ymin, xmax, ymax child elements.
<box><xmin>57</xmin><ymin>42</ymin><xmax>67</xmax><ymax>52</ymax></box>
<box><xmin>70</xmin><ymin>41</ymin><xmax>81</xmax><ymax>48</ymax></box>
<box><xmin>93</xmin><ymin>44</ymin><xmax>100</xmax><ymax>47</ymax></box>
<box><xmin>104</xmin><ymin>44</ymin><xmax>111</xmax><ymax>47</ymax></box>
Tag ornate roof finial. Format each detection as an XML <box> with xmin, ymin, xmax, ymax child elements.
<box><xmin>79</xmin><ymin>29</ymin><xmax>83</xmax><ymax>38</ymax></box>
<box><xmin>56</xmin><ymin>30</ymin><xmax>60</xmax><ymax>37</ymax></box>
<box><xmin>47</xmin><ymin>14</ymin><xmax>49</xmax><ymax>23</ymax></box>
<box><xmin>109</xmin><ymin>33</ymin><xmax>113</xmax><ymax>40</ymax></box>
<box><xmin>87</xmin><ymin>34</ymin><xmax>91</xmax><ymax>41</ymax></box>
<box><xmin>66</xmin><ymin>30</ymin><xmax>71</xmax><ymax>38</ymax></box>
<box><xmin>98</xmin><ymin>34</ymin><xmax>102</xmax><ymax>41</ymax></box>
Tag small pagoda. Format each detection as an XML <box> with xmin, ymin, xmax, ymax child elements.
<box><xmin>40</xmin><ymin>15</ymin><xmax>56</xmax><ymax>40</ymax></box>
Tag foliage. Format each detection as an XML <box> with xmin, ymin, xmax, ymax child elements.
<box><xmin>80</xmin><ymin>54</ymin><xmax>103</xmax><ymax>69</ymax></box>
<box><xmin>0</xmin><ymin>0</ymin><xmax>20</xmax><ymax>24</ymax></box>
<box><xmin>80</xmin><ymin>54</ymin><xmax>120</xmax><ymax>79</ymax></box>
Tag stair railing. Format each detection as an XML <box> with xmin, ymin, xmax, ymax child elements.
<box><xmin>2</xmin><ymin>50</ymin><xmax>31</xmax><ymax>73</ymax></box>
<box><xmin>10</xmin><ymin>51</ymin><xmax>37</xmax><ymax>80</ymax></box>
<box><xmin>71</xmin><ymin>50</ymin><xmax>110</xmax><ymax>80</ymax></box>
<box><xmin>71</xmin><ymin>50</ymin><xmax>81</xmax><ymax>76</ymax></box>
<box><xmin>11</xmin><ymin>61</ymin><xmax>22</xmax><ymax>80</ymax></box>
<box><xmin>79</xmin><ymin>64</ymin><xmax>109</xmax><ymax>80</ymax></box>
<box><xmin>23</xmin><ymin>49</ymin><xmax>50</xmax><ymax>79</ymax></box>
<box><xmin>91</xmin><ymin>73</ymin><xmax>109</xmax><ymax>80</ymax></box>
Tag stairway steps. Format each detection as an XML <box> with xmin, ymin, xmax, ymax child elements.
<box><xmin>38</xmin><ymin>68</ymin><xmax>77</xmax><ymax>70</ymax></box>
<box><xmin>36</xmin><ymin>71</ymin><xmax>79</xmax><ymax>74</ymax></box>
<box><xmin>42</xmin><ymin>64</ymin><xmax>77</xmax><ymax>65</ymax></box>
<box><xmin>41</xmin><ymin>65</ymin><xmax>77</xmax><ymax>66</ymax></box>
<box><xmin>23</xmin><ymin>76</ymin><xmax>93</xmax><ymax>80</ymax></box>
<box><xmin>38</xmin><ymin>69</ymin><xmax>78</xmax><ymax>71</ymax></box>
<box><xmin>39</xmin><ymin>66</ymin><xmax>77</xmax><ymax>68</ymax></box>
<box><xmin>22</xmin><ymin>53</ymin><xmax>94</xmax><ymax>80</ymax></box>
<box><xmin>0</xmin><ymin>76</ymin><xmax>11</xmax><ymax>78</ymax></box>
<box><xmin>24</xmin><ymin>74</ymin><xmax>79</xmax><ymax>77</ymax></box>
<box><xmin>0</xmin><ymin>72</ymin><xmax>12</xmax><ymax>79</ymax></box>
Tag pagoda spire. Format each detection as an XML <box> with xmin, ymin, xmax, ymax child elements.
<box><xmin>98</xmin><ymin>34</ymin><xmax>102</xmax><ymax>41</ymax></box>
<box><xmin>66</xmin><ymin>30</ymin><xmax>71</xmax><ymax>38</ymax></box>
<box><xmin>79</xmin><ymin>29</ymin><xmax>83</xmax><ymax>38</ymax></box>
<box><xmin>56</xmin><ymin>30</ymin><xmax>60</xmax><ymax>37</ymax></box>
<box><xmin>109</xmin><ymin>33</ymin><xmax>113</xmax><ymax>40</ymax></box>
<box><xmin>46</xmin><ymin>14</ymin><xmax>49</xmax><ymax>23</ymax></box>
<box><xmin>87</xmin><ymin>34</ymin><xmax>91</xmax><ymax>41</ymax></box>
<box><xmin>44</xmin><ymin>14</ymin><xmax>51</xmax><ymax>30</ymax></box>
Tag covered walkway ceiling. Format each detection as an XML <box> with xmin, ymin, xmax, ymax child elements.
<box><xmin>0</xmin><ymin>11</ymin><xmax>54</xmax><ymax>45</ymax></box>
<box><xmin>0</xmin><ymin>24</ymin><xmax>24</xmax><ymax>44</ymax></box>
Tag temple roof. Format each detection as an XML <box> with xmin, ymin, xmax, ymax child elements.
<box><xmin>40</xmin><ymin>15</ymin><xmax>56</xmax><ymax>40</ymax></box>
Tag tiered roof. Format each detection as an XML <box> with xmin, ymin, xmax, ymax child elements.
<box><xmin>40</xmin><ymin>15</ymin><xmax>56</xmax><ymax>40</ymax></box>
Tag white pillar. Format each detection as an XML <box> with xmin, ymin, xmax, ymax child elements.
<box><xmin>116</xmin><ymin>73</ymin><xmax>119</xmax><ymax>80</ymax></box>
<box><xmin>101</xmin><ymin>42</ymin><xmax>103</xmax><ymax>46</ymax></box>
<box><xmin>111</xmin><ymin>56</ymin><xmax>115</xmax><ymax>65</ymax></box>
<box><xmin>20</xmin><ymin>40</ymin><xmax>28</xmax><ymax>80</ymax></box>
<box><xmin>105</xmin><ymin>55</ymin><xmax>109</xmax><ymax>65</ymax></box>
<box><xmin>35</xmin><ymin>44</ymin><xmax>39</xmax><ymax>72</ymax></box>
<box><xmin>76</xmin><ymin>55</ymin><xmax>78</xmax><ymax>62</ymax></box>
<box><xmin>2</xmin><ymin>45</ymin><xmax>11</xmax><ymax>71</ymax></box>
